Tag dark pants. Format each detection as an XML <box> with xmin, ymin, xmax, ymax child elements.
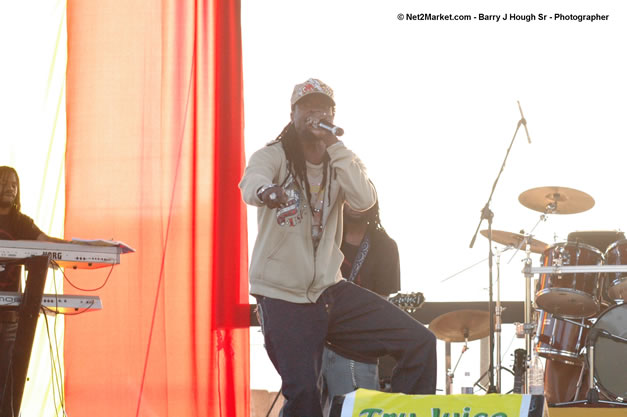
<box><xmin>256</xmin><ymin>281</ymin><xmax>437</xmax><ymax>417</ymax></box>
<box><xmin>0</xmin><ymin>311</ymin><xmax>18</xmax><ymax>404</ymax></box>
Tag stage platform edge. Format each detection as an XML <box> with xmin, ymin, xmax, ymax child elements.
<box><xmin>547</xmin><ymin>407</ymin><xmax>626</xmax><ymax>417</ymax></box>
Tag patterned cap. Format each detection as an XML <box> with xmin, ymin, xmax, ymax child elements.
<box><xmin>290</xmin><ymin>78</ymin><xmax>335</xmax><ymax>106</ymax></box>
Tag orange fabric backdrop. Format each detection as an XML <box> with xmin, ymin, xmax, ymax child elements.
<box><xmin>64</xmin><ymin>1</ymin><xmax>249</xmax><ymax>416</ymax></box>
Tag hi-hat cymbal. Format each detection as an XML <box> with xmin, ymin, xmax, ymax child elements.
<box><xmin>429</xmin><ymin>309</ymin><xmax>490</xmax><ymax>342</ymax></box>
<box><xmin>519</xmin><ymin>186</ymin><xmax>594</xmax><ymax>215</ymax></box>
<box><xmin>480</xmin><ymin>229</ymin><xmax>548</xmax><ymax>253</ymax></box>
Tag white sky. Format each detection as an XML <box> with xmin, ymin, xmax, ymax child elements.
<box><xmin>242</xmin><ymin>0</ymin><xmax>627</xmax><ymax>393</ymax></box>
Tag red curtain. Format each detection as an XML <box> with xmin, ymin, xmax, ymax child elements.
<box><xmin>64</xmin><ymin>1</ymin><xmax>249</xmax><ymax>416</ymax></box>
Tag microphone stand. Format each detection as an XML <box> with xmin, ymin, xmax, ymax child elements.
<box><xmin>469</xmin><ymin>116</ymin><xmax>526</xmax><ymax>394</ymax></box>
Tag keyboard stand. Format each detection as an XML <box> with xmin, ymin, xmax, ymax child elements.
<box><xmin>1</xmin><ymin>255</ymin><xmax>50</xmax><ymax>417</ymax></box>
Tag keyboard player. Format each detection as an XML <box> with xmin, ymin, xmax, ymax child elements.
<box><xmin>0</xmin><ymin>166</ymin><xmax>66</xmax><ymax>399</ymax></box>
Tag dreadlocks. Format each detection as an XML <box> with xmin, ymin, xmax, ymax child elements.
<box><xmin>267</xmin><ymin>122</ymin><xmax>332</xmax><ymax>206</ymax></box>
<box><xmin>0</xmin><ymin>166</ymin><xmax>21</xmax><ymax>213</ymax></box>
<box><xmin>364</xmin><ymin>199</ymin><xmax>385</xmax><ymax>233</ymax></box>
<box><xmin>344</xmin><ymin>198</ymin><xmax>386</xmax><ymax>234</ymax></box>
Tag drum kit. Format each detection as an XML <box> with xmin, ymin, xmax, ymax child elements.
<box><xmin>430</xmin><ymin>186</ymin><xmax>627</xmax><ymax>405</ymax></box>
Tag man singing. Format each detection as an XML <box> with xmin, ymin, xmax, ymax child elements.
<box><xmin>240</xmin><ymin>79</ymin><xmax>436</xmax><ymax>416</ymax></box>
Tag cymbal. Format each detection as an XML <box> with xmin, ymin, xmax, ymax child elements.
<box><xmin>518</xmin><ymin>186</ymin><xmax>594</xmax><ymax>215</ymax></box>
<box><xmin>429</xmin><ymin>309</ymin><xmax>490</xmax><ymax>342</ymax></box>
<box><xmin>480</xmin><ymin>229</ymin><xmax>548</xmax><ymax>253</ymax></box>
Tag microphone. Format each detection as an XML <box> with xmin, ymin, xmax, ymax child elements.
<box><xmin>517</xmin><ymin>101</ymin><xmax>531</xmax><ymax>144</ymax></box>
<box><xmin>315</xmin><ymin>120</ymin><xmax>344</xmax><ymax>137</ymax></box>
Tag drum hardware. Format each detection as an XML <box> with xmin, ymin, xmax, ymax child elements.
<box><xmin>557</xmin><ymin>317</ymin><xmax>591</xmax><ymax>328</ymax></box>
<box><xmin>518</xmin><ymin>186</ymin><xmax>595</xmax><ymax>215</ymax></box>
<box><xmin>477</xmin><ymin>227</ymin><xmax>547</xmax><ymax>392</ymax></box>
<box><xmin>530</xmin><ymin>264</ymin><xmax>627</xmax><ymax>274</ymax></box>
<box><xmin>496</xmin><ymin>216</ymin><xmax>551</xmax><ymax>393</ymax></box>
<box><xmin>445</xmin><ymin>333</ymin><xmax>469</xmax><ymax>395</ymax></box>
<box><xmin>440</xmin><ymin>243</ymin><xmax>521</xmax><ymax>392</ymax></box>
<box><xmin>514</xmin><ymin>322</ymin><xmax>536</xmax><ymax>339</ymax></box>
<box><xmin>515</xmin><ymin>187</ymin><xmax>586</xmax><ymax>393</ymax></box>
<box><xmin>523</xmin><ymin>249</ymin><xmax>534</xmax><ymax>393</ymax></box>
<box><xmin>507</xmin><ymin>214</ymin><xmax>550</xmax><ymax>264</ymax></box>
<box><xmin>572</xmin><ymin>360</ymin><xmax>587</xmax><ymax>402</ymax></box>
<box><xmin>430</xmin><ymin>309</ymin><xmax>490</xmax><ymax>395</ymax></box>
<box><xmin>468</xmin><ymin>103</ymin><xmax>533</xmax><ymax>393</ymax></box>
<box><xmin>473</xmin><ymin>365</ymin><xmax>516</xmax><ymax>395</ymax></box>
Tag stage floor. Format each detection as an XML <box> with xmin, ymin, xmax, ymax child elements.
<box><xmin>548</xmin><ymin>407</ymin><xmax>626</xmax><ymax>417</ymax></box>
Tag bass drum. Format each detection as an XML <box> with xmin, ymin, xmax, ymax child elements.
<box><xmin>544</xmin><ymin>359</ymin><xmax>588</xmax><ymax>404</ymax></box>
<box><xmin>591</xmin><ymin>303</ymin><xmax>627</xmax><ymax>402</ymax></box>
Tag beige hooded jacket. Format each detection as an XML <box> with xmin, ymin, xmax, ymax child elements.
<box><xmin>239</xmin><ymin>140</ymin><xmax>376</xmax><ymax>303</ymax></box>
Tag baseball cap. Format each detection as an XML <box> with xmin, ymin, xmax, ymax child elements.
<box><xmin>290</xmin><ymin>78</ymin><xmax>335</xmax><ymax>107</ymax></box>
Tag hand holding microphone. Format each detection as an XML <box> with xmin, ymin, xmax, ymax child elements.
<box><xmin>314</xmin><ymin>119</ymin><xmax>344</xmax><ymax>136</ymax></box>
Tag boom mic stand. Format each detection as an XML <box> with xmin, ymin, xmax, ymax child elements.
<box><xmin>469</xmin><ymin>110</ymin><xmax>529</xmax><ymax>394</ymax></box>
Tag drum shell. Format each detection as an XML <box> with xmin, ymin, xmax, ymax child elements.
<box><xmin>536</xmin><ymin>242</ymin><xmax>602</xmax><ymax>318</ymax></box>
<box><xmin>603</xmin><ymin>239</ymin><xmax>627</xmax><ymax>303</ymax></box>
<box><xmin>544</xmin><ymin>359</ymin><xmax>589</xmax><ymax>404</ymax></box>
<box><xmin>536</xmin><ymin>310</ymin><xmax>587</xmax><ymax>364</ymax></box>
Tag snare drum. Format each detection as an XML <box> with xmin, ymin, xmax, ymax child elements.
<box><xmin>535</xmin><ymin>242</ymin><xmax>603</xmax><ymax>318</ymax></box>
<box><xmin>536</xmin><ymin>309</ymin><xmax>587</xmax><ymax>364</ymax></box>
<box><xmin>603</xmin><ymin>239</ymin><xmax>627</xmax><ymax>303</ymax></box>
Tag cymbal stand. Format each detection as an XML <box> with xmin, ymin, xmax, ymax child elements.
<box><xmin>514</xmin><ymin>210</ymin><xmax>551</xmax><ymax>392</ymax></box>
<box><xmin>443</xmin><ymin>244</ymin><xmax>516</xmax><ymax>392</ymax></box>
<box><xmin>446</xmin><ymin>331</ymin><xmax>470</xmax><ymax>394</ymax></box>
<box><xmin>474</xmin><ymin>366</ymin><xmax>515</xmax><ymax>394</ymax></box>
<box><xmin>521</xmin><ymin>245</ymin><xmax>536</xmax><ymax>394</ymax></box>
<box><xmin>497</xmin><ymin>235</ymin><xmax>539</xmax><ymax>393</ymax></box>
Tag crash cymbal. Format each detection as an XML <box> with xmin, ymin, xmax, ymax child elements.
<box><xmin>480</xmin><ymin>229</ymin><xmax>548</xmax><ymax>253</ymax></box>
<box><xmin>429</xmin><ymin>309</ymin><xmax>490</xmax><ymax>342</ymax></box>
<box><xmin>519</xmin><ymin>186</ymin><xmax>594</xmax><ymax>215</ymax></box>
